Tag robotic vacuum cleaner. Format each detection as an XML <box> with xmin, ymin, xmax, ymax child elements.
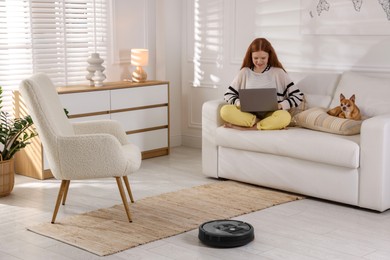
<box><xmin>198</xmin><ymin>219</ymin><xmax>254</xmax><ymax>248</ymax></box>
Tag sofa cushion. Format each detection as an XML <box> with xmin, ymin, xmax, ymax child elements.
<box><xmin>329</xmin><ymin>72</ymin><xmax>390</xmax><ymax>117</ymax></box>
<box><xmin>215</xmin><ymin>127</ymin><xmax>360</xmax><ymax>169</ymax></box>
<box><xmin>294</xmin><ymin>72</ymin><xmax>341</xmax><ymax>109</ymax></box>
<box><xmin>293</xmin><ymin>107</ymin><xmax>362</xmax><ymax>135</ymax></box>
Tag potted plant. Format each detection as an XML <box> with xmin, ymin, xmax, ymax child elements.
<box><xmin>0</xmin><ymin>86</ymin><xmax>37</xmax><ymax>197</ymax></box>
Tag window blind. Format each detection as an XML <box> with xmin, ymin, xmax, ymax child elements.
<box><xmin>0</xmin><ymin>0</ymin><xmax>108</xmax><ymax>114</ymax></box>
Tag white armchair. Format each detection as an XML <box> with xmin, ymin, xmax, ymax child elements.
<box><xmin>19</xmin><ymin>73</ymin><xmax>142</xmax><ymax>223</ymax></box>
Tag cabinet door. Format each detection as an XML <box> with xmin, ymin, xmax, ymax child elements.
<box><xmin>126</xmin><ymin>128</ymin><xmax>168</xmax><ymax>151</ymax></box>
<box><xmin>110</xmin><ymin>107</ymin><xmax>168</xmax><ymax>132</ymax></box>
<box><xmin>59</xmin><ymin>90</ymin><xmax>110</xmax><ymax>115</ymax></box>
<box><xmin>110</xmin><ymin>84</ymin><xmax>168</xmax><ymax>110</ymax></box>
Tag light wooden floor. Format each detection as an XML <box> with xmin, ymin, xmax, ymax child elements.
<box><xmin>1</xmin><ymin>146</ymin><xmax>390</xmax><ymax>260</ymax></box>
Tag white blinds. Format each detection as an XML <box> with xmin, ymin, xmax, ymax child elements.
<box><xmin>0</xmin><ymin>0</ymin><xmax>107</xmax><ymax>113</ymax></box>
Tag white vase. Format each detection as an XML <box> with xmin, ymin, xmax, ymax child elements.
<box><xmin>92</xmin><ymin>70</ymin><xmax>106</xmax><ymax>87</ymax></box>
<box><xmin>86</xmin><ymin>53</ymin><xmax>105</xmax><ymax>86</ymax></box>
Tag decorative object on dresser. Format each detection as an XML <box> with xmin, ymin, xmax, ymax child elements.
<box><xmin>86</xmin><ymin>52</ymin><xmax>106</xmax><ymax>86</ymax></box>
<box><xmin>19</xmin><ymin>73</ymin><xmax>142</xmax><ymax>223</ymax></box>
<box><xmin>0</xmin><ymin>86</ymin><xmax>37</xmax><ymax>197</ymax></box>
<box><xmin>14</xmin><ymin>80</ymin><xmax>170</xmax><ymax>180</ymax></box>
<box><xmin>91</xmin><ymin>70</ymin><xmax>106</xmax><ymax>87</ymax></box>
<box><xmin>131</xmin><ymin>49</ymin><xmax>148</xmax><ymax>82</ymax></box>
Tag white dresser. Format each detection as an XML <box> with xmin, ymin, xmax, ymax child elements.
<box><xmin>14</xmin><ymin>80</ymin><xmax>170</xmax><ymax>179</ymax></box>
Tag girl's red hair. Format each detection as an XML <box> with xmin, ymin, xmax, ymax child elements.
<box><xmin>241</xmin><ymin>38</ymin><xmax>285</xmax><ymax>71</ymax></box>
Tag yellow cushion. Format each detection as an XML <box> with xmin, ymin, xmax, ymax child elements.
<box><xmin>293</xmin><ymin>107</ymin><xmax>362</xmax><ymax>135</ymax></box>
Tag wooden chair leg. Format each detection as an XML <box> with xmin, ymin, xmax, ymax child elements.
<box><xmin>115</xmin><ymin>177</ymin><xmax>132</xmax><ymax>222</ymax></box>
<box><xmin>51</xmin><ymin>180</ymin><xmax>68</xmax><ymax>224</ymax></box>
<box><xmin>122</xmin><ymin>176</ymin><xmax>134</xmax><ymax>203</ymax></box>
<box><xmin>62</xmin><ymin>180</ymin><xmax>70</xmax><ymax>205</ymax></box>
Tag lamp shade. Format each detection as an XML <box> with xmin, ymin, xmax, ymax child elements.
<box><xmin>131</xmin><ymin>49</ymin><xmax>148</xmax><ymax>66</ymax></box>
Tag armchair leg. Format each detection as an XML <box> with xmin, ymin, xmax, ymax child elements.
<box><xmin>51</xmin><ymin>180</ymin><xmax>69</xmax><ymax>224</ymax></box>
<box><xmin>115</xmin><ymin>177</ymin><xmax>132</xmax><ymax>222</ymax></box>
<box><xmin>122</xmin><ymin>176</ymin><xmax>134</xmax><ymax>203</ymax></box>
<box><xmin>62</xmin><ymin>180</ymin><xmax>71</xmax><ymax>205</ymax></box>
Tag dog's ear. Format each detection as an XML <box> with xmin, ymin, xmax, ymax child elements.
<box><xmin>350</xmin><ymin>94</ymin><xmax>356</xmax><ymax>102</ymax></box>
<box><xmin>340</xmin><ymin>93</ymin><xmax>345</xmax><ymax>101</ymax></box>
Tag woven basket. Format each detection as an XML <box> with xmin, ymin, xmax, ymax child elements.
<box><xmin>0</xmin><ymin>158</ymin><xmax>15</xmax><ymax>197</ymax></box>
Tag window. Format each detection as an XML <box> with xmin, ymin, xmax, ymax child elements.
<box><xmin>0</xmin><ymin>0</ymin><xmax>108</xmax><ymax>113</ymax></box>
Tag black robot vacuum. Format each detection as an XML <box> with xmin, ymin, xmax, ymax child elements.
<box><xmin>198</xmin><ymin>219</ymin><xmax>254</xmax><ymax>248</ymax></box>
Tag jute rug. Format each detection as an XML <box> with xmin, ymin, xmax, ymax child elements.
<box><xmin>28</xmin><ymin>180</ymin><xmax>303</xmax><ymax>256</ymax></box>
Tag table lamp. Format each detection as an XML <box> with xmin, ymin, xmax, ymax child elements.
<box><xmin>131</xmin><ymin>49</ymin><xmax>148</xmax><ymax>82</ymax></box>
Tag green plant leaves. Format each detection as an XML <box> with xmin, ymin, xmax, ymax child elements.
<box><xmin>0</xmin><ymin>86</ymin><xmax>37</xmax><ymax>161</ymax></box>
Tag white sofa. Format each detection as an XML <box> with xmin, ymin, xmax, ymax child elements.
<box><xmin>202</xmin><ymin>71</ymin><xmax>390</xmax><ymax>212</ymax></box>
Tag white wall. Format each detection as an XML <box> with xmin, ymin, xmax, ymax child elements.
<box><xmin>106</xmin><ymin>0</ymin><xmax>156</xmax><ymax>81</ymax></box>
<box><xmin>106</xmin><ymin>0</ymin><xmax>183</xmax><ymax>147</ymax></box>
<box><xmin>180</xmin><ymin>0</ymin><xmax>390</xmax><ymax>147</ymax></box>
<box><xmin>155</xmin><ymin>0</ymin><xmax>183</xmax><ymax>148</ymax></box>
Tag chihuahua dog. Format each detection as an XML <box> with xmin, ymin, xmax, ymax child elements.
<box><xmin>327</xmin><ymin>93</ymin><xmax>361</xmax><ymax>120</ymax></box>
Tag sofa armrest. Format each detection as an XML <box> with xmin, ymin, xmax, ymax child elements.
<box><xmin>359</xmin><ymin>114</ymin><xmax>390</xmax><ymax>211</ymax></box>
<box><xmin>202</xmin><ymin>99</ymin><xmax>226</xmax><ymax>177</ymax></box>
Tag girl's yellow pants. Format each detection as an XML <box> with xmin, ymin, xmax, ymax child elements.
<box><xmin>220</xmin><ymin>105</ymin><xmax>291</xmax><ymax>130</ymax></box>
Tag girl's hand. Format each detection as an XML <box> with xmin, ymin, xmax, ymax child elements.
<box><xmin>277</xmin><ymin>103</ymin><xmax>283</xmax><ymax>110</ymax></box>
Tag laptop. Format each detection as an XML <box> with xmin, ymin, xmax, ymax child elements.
<box><xmin>239</xmin><ymin>88</ymin><xmax>278</xmax><ymax>113</ymax></box>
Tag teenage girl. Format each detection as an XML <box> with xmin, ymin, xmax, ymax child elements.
<box><xmin>221</xmin><ymin>38</ymin><xmax>304</xmax><ymax>130</ymax></box>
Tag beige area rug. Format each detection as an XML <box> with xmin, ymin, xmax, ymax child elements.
<box><xmin>28</xmin><ymin>180</ymin><xmax>304</xmax><ymax>256</ymax></box>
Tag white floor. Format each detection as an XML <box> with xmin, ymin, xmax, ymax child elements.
<box><xmin>1</xmin><ymin>146</ymin><xmax>390</xmax><ymax>260</ymax></box>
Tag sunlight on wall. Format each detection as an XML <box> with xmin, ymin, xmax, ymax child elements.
<box><xmin>192</xmin><ymin>0</ymin><xmax>223</xmax><ymax>88</ymax></box>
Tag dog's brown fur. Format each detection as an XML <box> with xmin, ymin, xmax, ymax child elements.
<box><xmin>327</xmin><ymin>93</ymin><xmax>361</xmax><ymax>120</ymax></box>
